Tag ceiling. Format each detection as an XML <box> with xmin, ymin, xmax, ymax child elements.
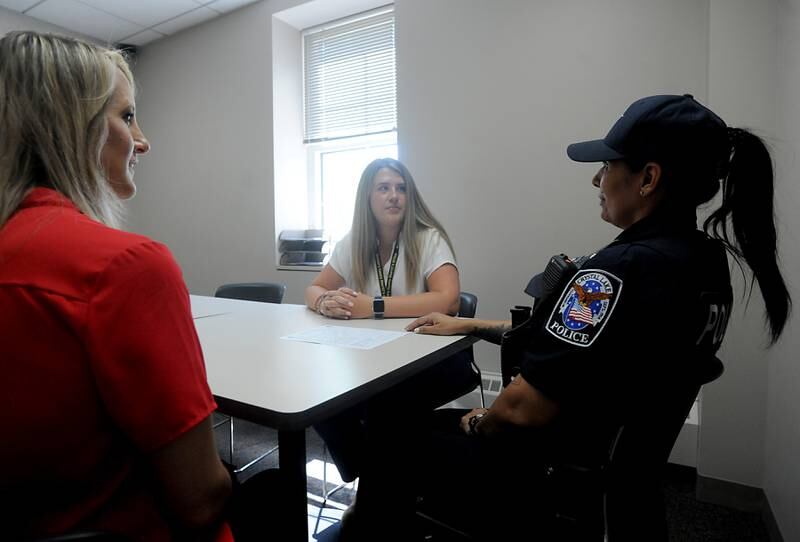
<box><xmin>0</xmin><ymin>0</ymin><xmax>260</xmax><ymax>46</ymax></box>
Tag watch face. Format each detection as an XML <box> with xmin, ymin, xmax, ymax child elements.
<box><xmin>373</xmin><ymin>297</ymin><xmax>384</xmax><ymax>314</ymax></box>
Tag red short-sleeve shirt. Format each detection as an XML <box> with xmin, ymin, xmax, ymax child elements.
<box><xmin>0</xmin><ymin>188</ymin><xmax>229</xmax><ymax>541</ymax></box>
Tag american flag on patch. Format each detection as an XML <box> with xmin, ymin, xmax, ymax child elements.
<box><xmin>568</xmin><ymin>302</ymin><xmax>595</xmax><ymax>325</ymax></box>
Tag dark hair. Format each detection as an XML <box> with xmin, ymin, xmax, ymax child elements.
<box><xmin>703</xmin><ymin>129</ymin><xmax>791</xmax><ymax>344</ymax></box>
<box><xmin>626</xmin><ymin>128</ymin><xmax>791</xmax><ymax>344</ymax></box>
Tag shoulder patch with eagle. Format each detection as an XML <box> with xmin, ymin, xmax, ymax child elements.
<box><xmin>545</xmin><ymin>269</ymin><xmax>623</xmax><ymax>348</ymax></box>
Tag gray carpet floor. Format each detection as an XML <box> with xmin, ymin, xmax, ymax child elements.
<box><xmin>214</xmin><ymin>414</ymin><xmax>771</xmax><ymax>542</ymax></box>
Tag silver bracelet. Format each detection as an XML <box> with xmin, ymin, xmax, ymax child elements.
<box><xmin>315</xmin><ymin>293</ymin><xmax>327</xmax><ymax>314</ymax></box>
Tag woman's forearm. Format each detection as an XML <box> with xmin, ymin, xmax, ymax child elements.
<box><xmin>305</xmin><ymin>284</ymin><xmax>326</xmax><ymax>311</ymax></box>
<box><xmin>383</xmin><ymin>291</ymin><xmax>459</xmax><ymax>318</ymax></box>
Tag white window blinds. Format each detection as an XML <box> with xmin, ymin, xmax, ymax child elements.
<box><xmin>303</xmin><ymin>7</ymin><xmax>396</xmax><ymax>143</ymax></box>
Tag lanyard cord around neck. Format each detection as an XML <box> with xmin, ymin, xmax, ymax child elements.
<box><xmin>375</xmin><ymin>240</ymin><xmax>400</xmax><ymax>297</ymax></box>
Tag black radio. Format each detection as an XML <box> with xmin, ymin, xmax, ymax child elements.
<box><xmin>500</xmin><ymin>254</ymin><xmax>584</xmax><ymax>385</ymax></box>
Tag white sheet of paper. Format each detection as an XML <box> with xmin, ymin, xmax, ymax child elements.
<box><xmin>282</xmin><ymin>325</ymin><xmax>407</xmax><ymax>350</ymax></box>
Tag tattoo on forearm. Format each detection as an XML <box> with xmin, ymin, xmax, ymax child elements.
<box><xmin>473</xmin><ymin>324</ymin><xmax>510</xmax><ymax>345</ymax></box>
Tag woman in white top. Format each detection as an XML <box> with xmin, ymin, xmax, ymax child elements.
<box><xmin>305</xmin><ymin>158</ymin><xmax>476</xmax><ymax>485</ymax></box>
<box><xmin>305</xmin><ymin>158</ymin><xmax>460</xmax><ymax>319</ymax></box>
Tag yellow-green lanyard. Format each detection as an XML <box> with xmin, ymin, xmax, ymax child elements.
<box><xmin>375</xmin><ymin>240</ymin><xmax>400</xmax><ymax>297</ymax></box>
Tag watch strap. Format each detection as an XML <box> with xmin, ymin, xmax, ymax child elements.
<box><xmin>373</xmin><ymin>295</ymin><xmax>384</xmax><ymax>319</ymax></box>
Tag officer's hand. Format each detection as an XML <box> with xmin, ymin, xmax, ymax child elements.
<box><xmin>460</xmin><ymin>408</ymin><xmax>489</xmax><ymax>435</ymax></box>
<box><xmin>406</xmin><ymin>312</ymin><xmax>471</xmax><ymax>335</ymax></box>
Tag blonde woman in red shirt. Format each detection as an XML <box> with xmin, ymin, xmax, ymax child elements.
<box><xmin>0</xmin><ymin>31</ymin><xmax>280</xmax><ymax>541</ymax></box>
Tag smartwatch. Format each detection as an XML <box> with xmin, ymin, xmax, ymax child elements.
<box><xmin>373</xmin><ymin>295</ymin><xmax>385</xmax><ymax>319</ymax></box>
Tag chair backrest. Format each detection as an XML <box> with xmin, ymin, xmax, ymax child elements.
<box><xmin>457</xmin><ymin>292</ymin><xmax>477</xmax><ymax>318</ymax></box>
<box><xmin>214</xmin><ymin>282</ymin><xmax>286</xmax><ymax>304</ymax></box>
<box><xmin>604</xmin><ymin>356</ymin><xmax>725</xmax><ymax>541</ymax></box>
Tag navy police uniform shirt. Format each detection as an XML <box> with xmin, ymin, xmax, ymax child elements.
<box><xmin>518</xmin><ymin>207</ymin><xmax>732</xmax><ymax>450</ymax></box>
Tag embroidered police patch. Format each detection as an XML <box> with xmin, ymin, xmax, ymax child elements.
<box><xmin>545</xmin><ymin>269</ymin><xmax>623</xmax><ymax>348</ymax></box>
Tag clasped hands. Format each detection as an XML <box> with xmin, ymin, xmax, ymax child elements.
<box><xmin>317</xmin><ymin>296</ymin><xmax>476</xmax><ymax>331</ymax></box>
<box><xmin>316</xmin><ymin>288</ymin><xmax>372</xmax><ymax>319</ymax></box>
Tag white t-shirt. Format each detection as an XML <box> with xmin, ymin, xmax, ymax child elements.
<box><xmin>328</xmin><ymin>228</ymin><xmax>457</xmax><ymax>297</ymax></box>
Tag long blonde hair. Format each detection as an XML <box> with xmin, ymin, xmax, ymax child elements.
<box><xmin>350</xmin><ymin>158</ymin><xmax>456</xmax><ymax>294</ymax></box>
<box><xmin>0</xmin><ymin>31</ymin><xmax>134</xmax><ymax>228</ymax></box>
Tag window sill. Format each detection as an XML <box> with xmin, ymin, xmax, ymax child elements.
<box><xmin>276</xmin><ymin>265</ymin><xmax>324</xmax><ymax>272</ymax></box>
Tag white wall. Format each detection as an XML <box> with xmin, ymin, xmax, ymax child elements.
<box><xmin>766</xmin><ymin>0</ymin><xmax>800</xmax><ymax>538</ymax></box>
<box><xmin>698</xmin><ymin>0</ymin><xmax>778</xmax><ymax>488</ymax></box>
<box><xmin>272</xmin><ymin>16</ymin><xmax>307</xmax><ymax>236</ymax></box>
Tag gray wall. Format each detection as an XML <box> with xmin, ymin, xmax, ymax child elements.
<box><xmin>699</xmin><ymin>0</ymin><xmax>777</xmax><ymax>488</ymax></box>
<box><xmin>127</xmin><ymin>1</ymin><xmax>285</xmax><ymax>295</ymax></box>
<box><xmin>127</xmin><ymin>0</ymin><xmax>326</xmax><ymax>303</ymax></box>
<box><xmin>767</xmin><ymin>1</ymin><xmax>800</xmax><ymax>539</ymax></box>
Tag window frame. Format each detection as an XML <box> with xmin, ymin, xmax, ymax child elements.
<box><xmin>305</xmin><ymin>130</ymin><xmax>398</xmax><ymax>234</ymax></box>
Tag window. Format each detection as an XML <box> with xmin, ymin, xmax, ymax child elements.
<box><xmin>303</xmin><ymin>6</ymin><xmax>397</xmax><ymax>246</ymax></box>
<box><xmin>306</xmin><ymin>134</ymin><xmax>397</xmax><ymax>248</ymax></box>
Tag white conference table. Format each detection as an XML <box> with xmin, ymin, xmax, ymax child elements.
<box><xmin>190</xmin><ymin>295</ymin><xmax>477</xmax><ymax>541</ymax></box>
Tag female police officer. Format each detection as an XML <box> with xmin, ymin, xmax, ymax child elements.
<box><xmin>340</xmin><ymin>94</ymin><xmax>792</xmax><ymax>541</ymax></box>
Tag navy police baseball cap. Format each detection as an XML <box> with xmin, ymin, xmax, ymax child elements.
<box><xmin>567</xmin><ymin>94</ymin><xmax>728</xmax><ymax>164</ymax></box>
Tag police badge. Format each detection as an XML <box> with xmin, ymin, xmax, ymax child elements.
<box><xmin>545</xmin><ymin>269</ymin><xmax>622</xmax><ymax>347</ymax></box>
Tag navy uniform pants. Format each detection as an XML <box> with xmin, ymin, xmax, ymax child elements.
<box><xmin>345</xmin><ymin>407</ymin><xmax>555</xmax><ymax>542</ymax></box>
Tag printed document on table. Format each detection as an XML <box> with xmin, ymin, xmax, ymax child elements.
<box><xmin>282</xmin><ymin>325</ymin><xmax>407</xmax><ymax>350</ymax></box>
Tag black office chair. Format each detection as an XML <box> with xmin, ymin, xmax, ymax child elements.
<box><xmin>455</xmin><ymin>292</ymin><xmax>485</xmax><ymax>408</ymax></box>
<box><xmin>457</xmin><ymin>291</ymin><xmax>477</xmax><ymax>319</ymax></box>
<box><xmin>213</xmin><ymin>282</ymin><xmax>286</xmax><ymax>473</ymax></box>
<box><xmin>417</xmin><ymin>356</ymin><xmax>724</xmax><ymax>541</ymax></box>
<box><xmin>542</xmin><ymin>356</ymin><xmax>725</xmax><ymax>541</ymax></box>
<box><xmin>214</xmin><ymin>282</ymin><xmax>286</xmax><ymax>304</ymax></box>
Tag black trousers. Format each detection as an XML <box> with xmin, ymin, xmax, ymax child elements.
<box><xmin>224</xmin><ymin>466</ymin><xmax>289</xmax><ymax>542</ymax></box>
<box><xmin>348</xmin><ymin>408</ymin><xmax>554</xmax><ymax>542</ymax></box>
<box><xmin>314</xmin><ymin>350</ymin><xmax>479</xmax><ymax>483</ymax></box>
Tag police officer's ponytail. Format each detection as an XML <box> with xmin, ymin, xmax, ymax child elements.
<box><xmin>702</xmin><ymin>128</ymin><xmax>791</xmax><ymax>344</ymax></box>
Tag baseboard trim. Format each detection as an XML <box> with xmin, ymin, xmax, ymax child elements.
<box><xmin>762</xmin><ymin>496</ymin><xmax>785</xmax><ymax>542</ymax></box>
<box><xmin>696</xmin><ymin>475</ymin><xmax>765</xmax><ymax>513</ymax></box>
